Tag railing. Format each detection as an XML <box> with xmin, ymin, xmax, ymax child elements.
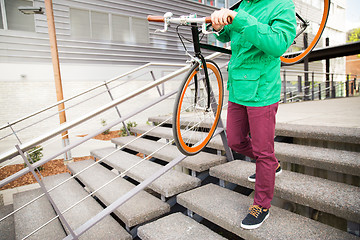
<box><xmin>0</xmin><ymin>51</ymin><xmax>226</xmax><ymax>239</ymax></box>
<box><xmin>0</xmin><ymin>62</ymin><xmax>186</xmax><ymax>163</ymax></box>
<box><xmin>281</xmin><ymin>70</ymin><xmax>358</xmax><ymax>103</ymax></box>
<box><xmin>0</xmin><ymin>52</ymin><xmax>358</xmax><ymax>239</ymax></box>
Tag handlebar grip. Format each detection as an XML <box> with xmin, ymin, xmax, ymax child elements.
<box><xmin>205</xmin><ymin>16</ymin><xmax>233</xmax><ymax>24</ymax></box>
<box><xmin>205</xmin><ymin>17</ymin><xmax>212</xmax><ymax>24</ymax></box>
<box><xmin>147</xmin><ymin>15</ymin><xmax>165</xmax><ymax>22</ymax></box>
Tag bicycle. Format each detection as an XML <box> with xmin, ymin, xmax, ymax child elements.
<box><xmin>147</xmin><ymin>0</ymin><xmax>330</xmax><ymax>155</ymax></box>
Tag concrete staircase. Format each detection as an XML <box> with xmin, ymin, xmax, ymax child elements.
<box><xmin>2</xmin><ymin>113</ymin><xmax>359</xmax><ymax>239</ymax></box>
<box><xmin>130</xmin><ymin>118</ymin><xmax>359</xmax><ymax>239</ymax></box>
<box><xmin>10</xmin><ymin>173</ymin><xmax>132</xmax><ymax>240</ymax></box>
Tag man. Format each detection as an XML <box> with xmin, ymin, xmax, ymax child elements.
<box><xmin>211</xmin><ymin>0</ymin><xmax>296</xmax><ymax>230</ymax></box>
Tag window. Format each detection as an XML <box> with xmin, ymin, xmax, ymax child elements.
<box><xmin>207</xmin><ymin>0</ymin><xmax>215</xmax><ymax>6</ymax></box>
<box><xmin>217</xmin><ymin>0</ymin><xmax>225</xmax><ymax>8</ymax></box>
<box><xmin>3</xmin><ymin>0</ymin><xmax>35</xmax><ymax>31</ymax></box>
<box><xmin>70</xmin><ymin>9</ymin><xmax>91</xmax><ymax>39</ymax></box>
<box><xmin>70</xmin><ymin>8</ymin><xmax>149</xmax><ymax>44</ymax></box>
<box><xmin>112</xmin><ymin>15</ymin><xmax>130</xmax><ymax>43</ymax></box>
<box><xmin>70</xmin><ymin>9</ymin><xmax>110</xmax><ymax>40</ymax></box>
<box><xmin>91</xmin><ymin>11</ymin><xmax>110</xmax><ymax>40</ymax></box>
<box><xmin>131</xmin><ymin>17</ymin><xmax>149</xmax><ymax>44</ymax></box>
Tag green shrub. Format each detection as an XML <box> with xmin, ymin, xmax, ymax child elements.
<box><xmin>119</xmin><ymin>121</ymin><xmax>137</xmax><ymax>137</ymax></box>
<box><xmin>101</xmin><ymin>119</ymin><xmax>110</xmax><ymax>135</ymax></box>
<box><xmin>25</xmin><ymin>145</ymin><xmax>44</xmax><ymax>171</ymax></box>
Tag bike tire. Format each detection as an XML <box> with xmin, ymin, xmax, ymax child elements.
<box><xmin>281</xmin><ymin>0</ymin><xmax>330</xmax><ymax>65</ymax></box>
<box><xmin>173</xmin><ymin>59</ymin><xmax>224</xmax><ymax>156</ymax></box>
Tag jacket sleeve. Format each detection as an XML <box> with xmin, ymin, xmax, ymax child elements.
<box><xmin>232</xmin><ymin>5</ymin><xmax>297</xmax><ymax>58</ymax></box>
<box><xmin>214</xmin><ymin>25</ymin><xmax>231</xmax><ymax>43</ymax></box>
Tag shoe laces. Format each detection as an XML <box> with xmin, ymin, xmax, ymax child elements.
<box><xmin>248</xmin><ymin>205</ymin><xmax>264</xmax><ymax>218</ymax></box>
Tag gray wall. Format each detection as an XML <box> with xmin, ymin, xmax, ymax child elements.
<box><xmin>0</xmin><ymin>0</ymin><xmax>223</xmax><ymax>65</ymax></box>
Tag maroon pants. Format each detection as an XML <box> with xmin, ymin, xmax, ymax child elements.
<box><xmin>226</xmin><ymin>101</ymin><xmax>279</xmax><ymax>209</ymax></box>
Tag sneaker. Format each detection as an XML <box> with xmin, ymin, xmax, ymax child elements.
<box><xmin>241</xmin><ymin>205</ymin><xmax>270</xmax><ymax>230</ymax></box>
<box><xmin>248</xmin><ymin>163</ymin><xmax>282</xmax><ymax>183</ymax></box>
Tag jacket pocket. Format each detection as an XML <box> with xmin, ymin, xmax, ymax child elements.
<box><xmin>230</xmin><ymin>68</ymin><xmax>261</xmax><ymax>102</ymax></box>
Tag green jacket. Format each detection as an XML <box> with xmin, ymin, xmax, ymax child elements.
<box><xmin>215</xmin><ymin>0</ymin><xmax>296</xmax><ymax>107</ymax></box>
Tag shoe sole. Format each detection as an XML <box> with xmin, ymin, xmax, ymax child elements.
<box><xmin>247</xmin><ymin>169</ymin><xmax>282</xmax><ymax>183</ymax></box>
<box><xmin>240</xmin><ymin>212</ymin><xmax>270</xmax><ymax>230</ymax></box>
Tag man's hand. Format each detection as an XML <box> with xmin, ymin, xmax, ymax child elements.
<box><xmin>211</xmin><ymin>8</ymin><xmax>237</xmax><ymax>31</ymax></box>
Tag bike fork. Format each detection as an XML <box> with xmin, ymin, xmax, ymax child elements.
<box><xmin>191</xmin><ymin>24</ymin><xmax>211</xmax><ymax>110</ymax></box>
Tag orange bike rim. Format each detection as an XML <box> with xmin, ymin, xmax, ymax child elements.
<box><xmin>280</xmin><ymin>0</ymin><xmax>330</xmax><ymax>64</ymax></box>
<box><xmin>176</xmin><ymin>63</ymin><xmax>223</xmax><ymax>153</ymax></box>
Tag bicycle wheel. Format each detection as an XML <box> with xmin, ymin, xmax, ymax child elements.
<box><xmin>173</xmin><ymin>59</ymin><xmax>224</xmax><ymax>156</ymax></box>
<box><xmin>280</xmin><ymin>0</ymin><xmax>330</xmax><ymax>65</ymax></box>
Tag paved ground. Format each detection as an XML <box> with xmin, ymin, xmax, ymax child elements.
<box><xmin>276</xmin><ymin>96</ymin><xmax>360</xmax><ymax>128</ymax></box>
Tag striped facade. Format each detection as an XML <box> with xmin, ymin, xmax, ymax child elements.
<box><xmin>0</xmin><ymin>0</ymin><xmax>223</xmax><ymax>66</ymax></box>
<box><xmin>0</xmin><ymin>0</ymin><xmax>346</xmax><ymax>82</ymax></box>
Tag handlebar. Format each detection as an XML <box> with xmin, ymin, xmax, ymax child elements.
<box><xmin>147</xmin><ymin>15</ymin><xmax>212</xmax><ymax>24</ymax></box>
<box><xmin>147</xmin><ymin>12</ymin><xmax>232</xmax><ymax>34</ymax></box>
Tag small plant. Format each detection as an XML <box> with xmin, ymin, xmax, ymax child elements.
<box><xmin>101</xmin><ymin>119</ymin><xmax>110</xmax><ymax>135</ymax></box>
<box><xmin>120</xmin><ymin>121</ymin><xmax>138</xmax><ymax>137</ymax></box>
<box><xmin>25</xmin><ymin>145</ymin><xmax>44</xmax><ymax>171</ymax></box>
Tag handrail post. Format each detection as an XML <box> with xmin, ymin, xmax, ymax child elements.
<box><xmin>304</xmin><ymin>33</ymin><xmax>309</xmax><ymax>101</ymax></box>
<box><xmin>15</xmin><ymin>145</ymin><xmax>78</xmax><ymax>240</ymax></box>
<box><xmin>346</xmin><ymin>74</ymin><xmax>349</xmax><ymax>97</ymax></box>
<box><xmin>150</xmin><ymin>71</ymin><xmax>164</xmax><ymax>97</ymax></box>
<box><xmin>283</xmin><ymin>70</ymin><xmax>287</xmax><ymax>103</ymax></box>
<box><xmin>311</xmin><ymin>72</ymin><xmax>315</xmax><ymax>100</ymax></box>
<box><xmin>7</xmin><ymin>122</ymin><xmax>41</xmax><ymax>174</ymax></box>
<box><xmin>331</xmin><ymin>74</ymin><xmax>336</xmax><ymax>98</ymax></box>
<box><xmin>325</xmin><ymin>37</ymin><xmax>330</xmax><ymax>98</ymax></box>
<box><xmin>104</xmin><ymin>82</ymin><xmax>130</xmax><ymax>136</ymax></box>
<box><xmin>298</xmin><ymin>75</ymin><xmax>302</xmax><ymax>93</ymax></box>
<box><xmin>354</xmin><ymin>77</ymin><xmax>357</xmax><ymax>94</ymax></box>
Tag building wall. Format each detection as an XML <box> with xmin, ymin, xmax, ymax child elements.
<box><xmin>0</xmin><ymin>0</ymin><xmax>229</xmax><ymax>81</ymax></box>
<box><xmin>0</xmin><ymin>0</ymin><xmax>348</xmax><ymax>82</ymax></box>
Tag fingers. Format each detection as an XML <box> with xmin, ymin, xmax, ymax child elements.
<box><xmin>211</xmin><ymin>8</ymin><xmax>234</xmax><ymax>27</ymax></box>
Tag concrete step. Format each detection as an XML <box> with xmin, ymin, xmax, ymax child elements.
<box><xmin>90</xmin><ymin>147</ymin><xmax>201</xmax><ymax>198</ymax></box>
<box><xmin>43</xmin><ymin>173</ymin><xmax>131</xmax><ymax>240</ymax></box>
<box><xmin>131</xmin><ymin>125</ymin><xmax>224</xmax><ymax>151</ymax></box>
<box><xmin>148</xmin><ymin>114</ymin><xmax>360</xmax><ymax>146</ymax></box>
<box><xmin>0</xmin><ymin>204</ymin><xmax>15</xmax><ymax>240</ymax></box>
<box><xmin>275</xmin><ymin>122</ymin><xmax>360</xmax><ymax>146</ymax></box>
<box><xmin>276</xmin><ymin>142</ymin><xmax>360</xmax><ymax>177</ymax></box>
<box><xmin>12</xmin><ymin>188</ymin><xmax>66</xmax><ymax>240</ymax></box>
<box><xmin>112</xmin><ymin>136</ymin><xmax>227</xmax><ymax>172</ymax></box>
<box><xmin>137</xmin><ymin>212</ymin><xmax>226</xmax><ymax>240</ymax></box>
<box><xmin>132</xmin><ymin>125</ymin><xmax>360</xmax><ymax>177</ymax></box>
<box><xmin>177</xmin><ymin>183</ymin><xmax>358</xmax><ymax>240</ymax></box>
<box><xmin>67</xmin><ymin>160</ymin><xmax>170</xmax><ymax>228</ymax></box>
<box><xmin>209</xmin><ymin>160</ymin><xmax>360</xmax><ymax>223</ymax></box>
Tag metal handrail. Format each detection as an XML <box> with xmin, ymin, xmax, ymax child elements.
<box><xmin>0</xmin><ymin>51</ymin><xmax>222</xmax><ymax>180</ymax></box>
<box><xmin>0</xmin><ymin>62</ymin><xmax>186</xmax><ymax>131</ymax></box>
<box><xmin>0</xmin><ymin>54</ymin><xmax>228</xmax><ymax>240</ymax></box>
<box><xmin>280</xmin><ymin>69</ymin><xmax>357</xmax><ymax>78</ymax></box>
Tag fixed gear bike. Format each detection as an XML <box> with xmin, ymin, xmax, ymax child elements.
<box><xmin>147</xmin><ymin>0</ymin><xmax>330</xmax><ymax>155</ymax></box>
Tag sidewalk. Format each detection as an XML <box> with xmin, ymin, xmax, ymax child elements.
<box><xmin>276</xmin><ymin>96</ymin><xmax>360</xmax><ymax>128</ymax></box>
